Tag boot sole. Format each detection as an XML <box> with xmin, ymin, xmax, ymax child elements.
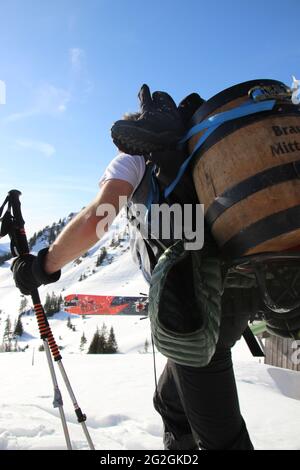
<box><xmin>111</xmin><ymin>122</ymin><xmax>180</xmax><ymax>155</ymax></box>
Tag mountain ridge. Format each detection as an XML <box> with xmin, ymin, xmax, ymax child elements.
<box><xmin>0</xmin><ymin>209</ymin><xmax>149</xmax><ymax>354</ymax></box>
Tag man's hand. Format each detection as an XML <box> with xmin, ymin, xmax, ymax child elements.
<box><xmin>11</xmin><ymin>248</ymin><xmax>61</xmax><ymax>295</ymax></box>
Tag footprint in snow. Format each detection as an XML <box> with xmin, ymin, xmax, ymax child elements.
<box><xmin>90</xmin><ymin>414</ymin><xmax>130</xmax><ymax>428</ymax></box>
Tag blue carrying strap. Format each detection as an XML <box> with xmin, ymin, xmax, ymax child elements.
<box><xmin>164</xmin><ymin>99</ymin><xmax>276</xmax><ymax>199</ymax></box>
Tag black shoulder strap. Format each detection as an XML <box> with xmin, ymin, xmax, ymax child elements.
<box><xmin>243</xmin><ymin>326</ymin><xmax>265</xmax><ymax>357</ymax></box>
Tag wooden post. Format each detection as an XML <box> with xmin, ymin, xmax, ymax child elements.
<box><xmin>264</xmin><ymin>336</ymin><xmax>300</xmax><ymax>372</ymax></box>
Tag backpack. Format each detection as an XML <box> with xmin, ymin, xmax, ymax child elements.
<box><xmin>127</xmin><ymin>160</ymin><xmax>266</xmax><ymax>366</ymax></box>
<box><xmin>127</xmin><ymin>79</ymin><xmax>300</xmax><ymax>365</ymax></box>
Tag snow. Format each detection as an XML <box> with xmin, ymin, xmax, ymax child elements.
<box><xmin>0</xmin><ymin>353</ymin><xmax>164</xmax><ymax>450</ymax></box>
<box><xmin>0</xmin><ymin>217</ymin><xmax>300</xmax><ymax>450</ymax></box>
<box><xmin>0</xmin><ymin>350</ymin><xmax>300</xmax><ymax>450</ymax></box>
<box><xmin>0</xmin><ymin>242</ymin><xmax>9</xmax><ymax>255</ymax></box>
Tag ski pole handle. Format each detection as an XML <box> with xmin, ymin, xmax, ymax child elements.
<box><xmin>8</xmin><ymin>189</ymin><xmax>30</xmax><ymax>256</ymax></box>
<box><xmin>7</xmin><ymin>190</ymin><xmax>62</xmax><ymax>361</ymax></box>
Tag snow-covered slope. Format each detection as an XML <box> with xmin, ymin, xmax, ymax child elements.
<box><xmin>0</xmin><ymin>210</ymin><xmax>149</xmax><ymax>354</ymax></box>
<box><xmin>0</xmin><ymin>349</ymin><xmax>300</xmax><ymax>450</ymax></box>
<box><xmin>0</xmin><ymin>242</ymin><xmax>9</xmax><ymax>255</ymax></box>
<box><xmin>0</xmin><ymin>211</ymin><xmax>300</xmax><ymax>450</ymax></box>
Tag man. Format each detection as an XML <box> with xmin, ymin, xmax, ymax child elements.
<box><xmin>12</xmin><ymin>84</ymin><xmax>254</xmax><ymax>450</ymax></box>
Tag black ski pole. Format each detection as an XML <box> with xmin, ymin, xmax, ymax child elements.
<box><xmin>0</xmin><ymin>190</ymin><xmax>95</xmax><ymax>450</ymax></box>
<box><xmin>0</xmin><ymin>190</ymin><xmax>72</xmax><ymax>449</ymax></box>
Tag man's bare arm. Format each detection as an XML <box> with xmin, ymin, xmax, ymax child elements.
<box><xmin>44</xmin><ymin>179</ymin><xmax>133</xmax><ymax>274</ymax></box>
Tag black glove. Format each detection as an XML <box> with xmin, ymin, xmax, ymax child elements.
<box><xmin>111</xmin><ymin>84</ymin><xmax>185</xmax><ymax>155</ymax></box>
<box><xmin>11</xmin><ymin>247</ymin><xmax>61</xmax><ymax>295</ymax></box>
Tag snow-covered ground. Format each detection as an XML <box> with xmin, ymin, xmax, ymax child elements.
<box><xmin>0</xmin><ymin>346</ymin><xmax>300</xmax><ymax>450</ymax></box>
<box><xmin>0</xmin><ymin>215</ymin><xmax>300</xmax><ymax>450</ymax></box>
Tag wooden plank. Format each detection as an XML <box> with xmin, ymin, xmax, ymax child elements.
<box><xmin>290</xmin><ymin>339</ymin><xmax>300</xmax><ymax>372</ymax></box>
<box><xmin>279</xmin><ymin>338</ymin><xmax>282</xmax><ymax>367</ymax></box>
<box><xmin>296</xmin><ymin>341</ymin><xmax>300</xmax><ymax>372</ymax></box>
<box><xmin>288</xmin><ymin>339</ymin><xmax>294</xmax><ymax>371</ymax></box>
<box><xmin>275</xmin><ymin>336</ymin><xmax>281</xmax><ymax>368</ymax></box>
<box><xmin>282</xmin><ymin>338</ymin><xmax>288</xmax><ymax>370</ymax></box>
<box><xmin>264</xmin><ymin>335</ymin><xmax>300</xmax><ymax>371</ymax></box>
<box><xmin>273</xmin><ymin>336</ymin><xmax>277</xmax><ymax>367</ymax></box>
<box><xmin>269</xmin><ymin>336</ymin><xmax>274</xmax><ymax>366</ymax></box>
<box><xmin>264</xmin><ymin>337</ymin><xmax>271</xmax><ymax>365</ymax></box>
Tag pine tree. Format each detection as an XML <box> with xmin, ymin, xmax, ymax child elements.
<box><xmin>100</xmin><ymin>322</ymin><xmax>108</xmax><ymax>339</ymax></box>
<box><xmin>44</xmin><ymin>292</ymin><xmax>61</xmax><ymax>317</ymax></box>
<box><xmin>14</xmin><ymin>316</ymin><xmax>24</xmax><ymax>337</ymax></box>
<box><xmin>55</xmin><ymin>294</ymin><xmax>59</xmax><ymax>312</ymax></box>
<box><xmin>106</xmin><ymin>327</ymin><xmax>118</xmax><ymax>353</ymax></box>
<box><xmin>88</xmin><ymin>328</ymin><xmax>100</xmax><ymax>354</ymax></box>
<box><xmin>96</xmin><ymin>247</ymin><xmax>107</xmax><ymax>267</ymax></box>
<box><xmin>3</xmin><ymin>316</ymin><xmax>12</xmax><ymax>352</ymax></box>
<box><xmin>110</xmin><ymin>236</ymin><xmax>119</xmax><ymax>248</ymax></box>
<box><xmin>98</xmin><ymin>323</ymin><xmax>108</xmax><ymax>353</ymax></box>
<box><xmin>87</xmin><ymin>324</ymin><xmax>114</xmax><ymax>354</ymax></box>
<box><xmin>44</xmin><ymin>293</ymin><xmax>51</xmax><ymax>314</ymax></box>
<box><xmin>48</xmin><ymin>226</ymin><xmax>56</xmax><ymax>244</ymax></box>
<box><xmin>29</xmin><ymin>232</ymin><xmax>37</xmax><ymax>250</ymax></box>
<box><xmin>80</xmin><ymin>332</ymin><xmax>87</xmax><ymax>352</ymax></box>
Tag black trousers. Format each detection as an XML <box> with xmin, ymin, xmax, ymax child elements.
<box><xmin>153</xmin><ymin>312</ymin><xmax>254</xmax><ymax>450</ymax></box>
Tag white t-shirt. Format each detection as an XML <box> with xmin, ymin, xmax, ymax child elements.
<box><xmin>99</xmin><ymin>153</ymin><xmax>145</xmax><ymax>197</ymax></box>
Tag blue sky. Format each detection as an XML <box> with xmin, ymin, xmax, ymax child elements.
<box><xmin>0</xmin><ymin>0</ymin><xmax>299</xmax><ymax>236</ymax></box>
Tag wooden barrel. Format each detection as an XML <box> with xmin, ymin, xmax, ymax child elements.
<box><xmin>190</xmin><ymin>79</ymin><xmax>300</xmax><ymax>258</ymax></box>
